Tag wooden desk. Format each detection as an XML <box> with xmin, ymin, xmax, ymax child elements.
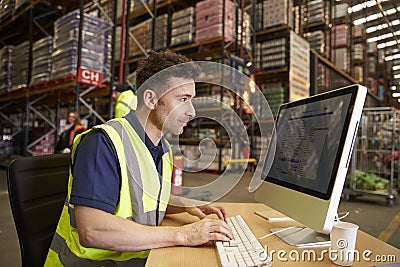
<box><xmin>146</xmin><ymin>203</ymin><xmax>400</xmax><ymax>267</ymax></box>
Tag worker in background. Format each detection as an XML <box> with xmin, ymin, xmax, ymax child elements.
<box><xmin>45</xmin><ymin>51</ymin><xmax>233</xmax><ymax>267</ymax></box>
<box><xmin>113</xmin><ymin>84</ymin><xmax>137</xmax><ymax>118</ymax></box>
<box><xmin>55</xmin><ymin>111</ymin><xmax>86</xmax><ymax>154</ymax></box>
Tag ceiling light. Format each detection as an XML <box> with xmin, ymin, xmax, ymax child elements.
<box><xmin>393</xmin><ymin>65</ymin><xmax>400</xmax><ymax>71</ymax></box>
<box><xmin>354</xmin><ymin>13</ymin><xmax>383</xmax><ymax>25</ymax></box>
<box><xmin>391</xmin><ymin>86</ymin><xmax>397</xmax><ymax>90</ymax></box>
<box><xmin>392</xmin><ymin>92</ymin><xmax>400</xmax><ymax>97</ymax></box>
<box><xmin>386</xmin><ymin>54</ymin><xmax>400</xmax><ymax>61</ymax></box>
<box><xmin>377</xmin><ymin>40</ymin><xmax>399</xmax><ymax>49</ymax></box>
<box><xmin>366</xmin><ymin>19</ymin><xmax>400</xmax><ymax>33</ymax></box>
<box><xmin>353</xmin><ymin>6</ymin><xmax>399</xmax><ymax>26</ymax></box>
<box><xmin>395</xmin><ymin>74</ymin><xmax>400</xmax><ymax>79</ymax></box>
<box><xmin>368</xmin><ymin>30</ymin><xmax>400</xmax><ymax>43</ymax></box>
<box><xmin>348</xmin><ymin>0</ymin><xmax>388</xmax><ymax>14</ymax></box>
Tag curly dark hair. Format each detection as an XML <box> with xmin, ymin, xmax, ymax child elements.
<box><xmin>135</xmin><ymin>51</ymin><xmax>201</xmax><ymax>104</ymax></box>
<box><xmin>136</xmin><ymin>51</ymin><xmax>200</xmax><ymax>88</ymax></box>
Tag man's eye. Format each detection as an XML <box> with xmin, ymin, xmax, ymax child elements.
<box><xmin>181</xmin><ymin>98</ymin><xmax>188</xmax><ymax>102</ymax></box>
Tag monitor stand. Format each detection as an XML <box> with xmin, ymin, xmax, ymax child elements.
<box><xmin>271</xmin><ymin>227</ymin><xmax>331</xmax><ymax>248</ymax></box>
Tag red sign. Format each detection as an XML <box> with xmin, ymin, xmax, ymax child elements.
<box><xmin>78</xmin><ymin>68</ymin><xmax>102</xmax><ymax>86</ymax></box>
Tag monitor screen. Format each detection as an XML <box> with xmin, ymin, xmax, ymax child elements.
<box><xmin>265</xmin><ymin>90</ymin><xmax>355</xmax><ymax>200</ymax></box>
<box><xmin>255</xmin><ymin>85</ymin><xmax>367</xmax><ymax>239</ymax></box>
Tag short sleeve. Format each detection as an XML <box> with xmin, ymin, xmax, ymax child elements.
<box><xmin>70</xmin><ymin>131</ymin><xmax>120</xmax><ymax>214</ymax></box>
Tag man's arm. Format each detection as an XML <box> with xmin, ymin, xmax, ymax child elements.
<box><xmin>75</xmin><ymin>205</ymin><xmax>233</xmax><ymax>251</ymax></box>
<box><xmin>166</xmin><ymin>195</ymin><xmax>228</xmax><ymax>221</ymax></box>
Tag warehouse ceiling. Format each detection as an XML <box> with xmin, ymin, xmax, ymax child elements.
<box><xmin>348</xmin><ymin>0</ymin><xmax>400</xmax><ymax>89</ymax></box>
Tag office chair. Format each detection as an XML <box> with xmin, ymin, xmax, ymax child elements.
<box><xmin>7</xmin><ymin>154</ymin><xmax>70</xmax><ymax>267</ymax></box>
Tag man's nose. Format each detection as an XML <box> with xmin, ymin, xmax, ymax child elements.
<box><xmin>187</xmin><ymin>100</ymin><xmax>196</xmax><ymax>118</ymax></box>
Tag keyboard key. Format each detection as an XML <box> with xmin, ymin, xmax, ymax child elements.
<box><xmin>215</xmin><ymin>215</ymin><xmax>272</xmax><ymax>267</ymax></box>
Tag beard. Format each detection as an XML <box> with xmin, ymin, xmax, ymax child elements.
<box><xmin>148</xmin><ymin>100</ymin><xmax>183</xmax><ymax>135</ymax></box>
<box><xmin>148</xmin><ymin>108</ymin><xmax>164</xmax><ymax>132</ymax></box>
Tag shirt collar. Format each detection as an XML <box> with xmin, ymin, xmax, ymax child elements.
<box><xmin>125</xmin><ymin>110</ymin><xmax>169</xmax><ymax>154</ymax></box>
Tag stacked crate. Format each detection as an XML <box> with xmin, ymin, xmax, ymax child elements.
<box><xmin>11</xmin><ymin>41</ymin><xmax>30</xmax><ymax>90</ymax></box>
<box><xmin>256</xmin><ymin>37</ymin><xmax>288</xmax><ymax>71</ymax></box>
<box><xmin>366</xmin><ymin>42</ymin><xmax>378</xmax><ymax>95</ymax></box>
<box><xmin>114</xmin><ymin>26</ymin><xmax>122</xmax><ymax>59</ymax></box>
<box><xmin>51</xmin><ymin>10</ymin><xmax>111</xmax><ymax>81</ymax></box>
<box><xmin>302</xmin><ymin>0</ymin><xmax>331</xmax><ymax>58</ymax></box>
<box><xmin>303</xmin><ymin>0</ymin><xmax>330</xmax><ymax>26</ymax></box>
<box><xmin>304</xmin><ymin>30</ymin><xmax>326</xmax><ymax>55</ymax></box>
<box><xmin>99</xmin><ymin>0</ymin><xmax>136</xmax><ymax>20</ymax></box>
<box><xmin>238</xmin><ymin>11</ymin><xmax>252</xmax><ymax>52</ymax></box>
<box><xmin>332</xmin><ymin>24</ymin><xmax>350</xmax><ymax>72</ymax></box>
<box><xmin>171</xmin><ymin>7</ymin><xmax>195</xmax><ymax>47</ymax></box>
<box><xmin>129</xmin><ymin>14</ymin><xmax>168</xmax><ymax>56</ymax></box>
<box><xmin>351</xmin><ymin>25</ymin><xmax>365</xmax><ymax>83</ymax></box>
<box><xmin>333</xmin><ymin>3</ymin><xmax>349</xmax><ymax>20</ymax></box>
<box><xmin>332</xmin><ymin>24</ymin><xmax>349</xmax><ymax>47</ymax></box>
<box><xmin>103</xmin><ymin>28</ymin><xmax>112</xmax><ymax>82</ymax></box>
<box><xmin>254</xmin><ymin>43</ymin><xmax>261</xmax><ymax>71</ymax></box>
<box><xmin>195</xmin><ymin>0</ymin><xmax>236</xmax><ymax>43</ymax></box>
<box><xmin>128</xmin><ymin>19</ymin><xmax>152</xmax><ymax>57</ymax></box>
<box><xmin>262</xmin><ymin>0</ymin><xmax>293</xmax><ymax>29</ymax></box>
<box><xmin>352</xmin><ymin>43</ymin><xmax>364</xmax><ymax>82</ymax></box>
<box><xmin>353</xmin><ymin>43</ymin><xmax>363</xmax><ymax>61</ymax></box>
<box><xmin>261</xmin><ymin>82</ymin><xmax>285</xmax><ymax>117</ymax></box>
<box><xmin>150</xmin><ymin>14</ymin><xmax>168</xmax><ymax>51</ymax></box>
<box><xmin>31</xmin><ymin>36</ymin><xmax>53</xmax><ymax>86</ymax></box>
<box><xmin>254</xmin><ymin>2</ymin><xmax>263</xmax><ymax>31</ymax></box>
<box><xmin>0</xmin><ymin>46</ymin><xmax>13</xmax><ymax>94</ymax></box>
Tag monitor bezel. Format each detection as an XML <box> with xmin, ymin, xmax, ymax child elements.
<box><xmin>263</xmin><ymin>85</ymin><xmax>360</xmax><ymax>200</ymax></box>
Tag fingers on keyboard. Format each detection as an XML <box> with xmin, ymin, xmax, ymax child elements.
<box><xmin>215</xmin><ymin>215</ymin><xmax>272</xmax><ymax>267</ymax></box>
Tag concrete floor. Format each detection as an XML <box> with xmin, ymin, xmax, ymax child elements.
<box><xmin>0</xmin><ymin>170</ymin><xmax>399</xmax><ymax>266</ymax></box>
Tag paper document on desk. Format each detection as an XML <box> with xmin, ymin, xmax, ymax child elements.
<box><xmin>255</xmin><ymin>210</ymin><xmax>295</xmax><ymax>222</ymax></box>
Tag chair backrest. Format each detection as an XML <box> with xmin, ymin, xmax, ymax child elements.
<box><xmin>7</xmin><ymin>153</ymin><xmax>70</xmax><ymax>267</ymax></box>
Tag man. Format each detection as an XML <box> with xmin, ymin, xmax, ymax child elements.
<box><xmin>45</xmin><ymin>52</ymin><xmax>233</xmax><ymax>266</ymax></box>
<box><xmin>114</xmin><ymin>84</ymin><xmax>137</xmax><ymax>118</ymax></box>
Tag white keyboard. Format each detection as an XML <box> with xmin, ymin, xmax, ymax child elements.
<box><xmin>215</xmin><ymin>215</ymin><xmax>272</xmax><ymax>267</ymax></box>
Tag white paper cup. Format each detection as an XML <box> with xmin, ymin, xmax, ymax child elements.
<box><xmin>329</xmin><ymin>222</ymin><xmax>359</xmax><ymax>266</ymax></box>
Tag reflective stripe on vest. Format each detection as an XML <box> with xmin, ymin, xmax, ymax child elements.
<box><xmin>50</xmin><ymin>232</ymin><xmax>147</xmax><ymax>267</ymax></box>
<box><xmin>45</xmin><ymin>118</ymin><xmax>173</xmax><ymax>266</ymax></box>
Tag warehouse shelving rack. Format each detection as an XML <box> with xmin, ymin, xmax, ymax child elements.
<box><xmin>0</xmin><ymin>0</ymin><xmax>394</xmax><ymax>168</ymax></box>
<box><xmin>121</xmin><ymin>0</ymin><xmax>258</xmax><ymax>173</ymax></box>
<box><xmin>0</xmin><ymin>0</ymin><xmax>252</xmax><ymax>169</ymax></box>
<box><xmin>0</xmin><ymin>0</ymin><xmax>117</xmax><ymax>156</ymax></box>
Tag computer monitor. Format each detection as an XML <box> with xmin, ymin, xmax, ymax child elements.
<box><xmin>255</xmin><ymin>84</ymin><xmax>367</xmax><ymax>247</ymax></box>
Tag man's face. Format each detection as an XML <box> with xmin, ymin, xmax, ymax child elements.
<box><xmin>150</xmin><ymin>78</ymin><xmax>196</xmax><ymax>135</ymax></box>
<box><xmin>112</xmin><ymin>90</ymin><xmax>121</xmax><ymax>101</ymax></box>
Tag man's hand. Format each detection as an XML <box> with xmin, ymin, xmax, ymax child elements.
<box><xmin>186</xmin><ymin>205</ymin><xmax>227</xmax><ymax>221</ymax></box>
<box><xmin>178</xmin><ymin>218</ymin><xmax>233</xmax><ymax>246</ymax></box>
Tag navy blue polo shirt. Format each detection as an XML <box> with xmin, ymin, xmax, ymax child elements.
<box><xmin>70</xmin><ymin>110</ymin><xmax>169</xmax><ymax>214</ymax></box>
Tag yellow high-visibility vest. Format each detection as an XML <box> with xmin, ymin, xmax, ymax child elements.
<box><xmin>45</xmin><ymin>118</ymin><xmax>172</xmax><ymax>266</ymax></box>
<box><xmin>115</xmin><ymin>90</ymin><xmax>137</xmax><ymax>118</ymax></box>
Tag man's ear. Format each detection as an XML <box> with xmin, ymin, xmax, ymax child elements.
<box><xmin>143</xmin><ymin>89</ymin><xmax>158</xmax><ymax>110</ymax></box>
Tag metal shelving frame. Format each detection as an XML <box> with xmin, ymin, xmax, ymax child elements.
<box><xmin>0</xmin><ymin>0</ymin><xmax>118</xmax><ymax>156</ymax></box>
<box><xmin>345</xmin><ymin>107</ymin><xmax>399</xmax><ymax>206</ymax></box>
